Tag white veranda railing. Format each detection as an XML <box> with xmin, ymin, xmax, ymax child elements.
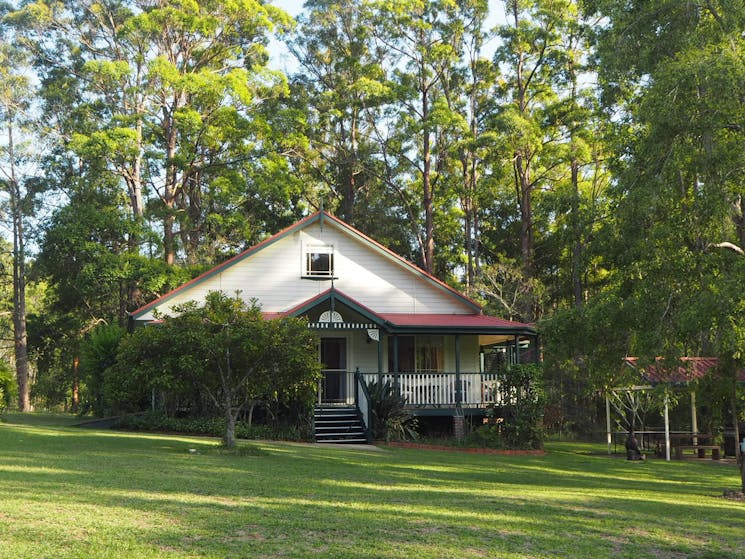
<box><xmin>361</xmin><ymin>372</ymin><xmax>508</xmax><ymax>407</ymax></box>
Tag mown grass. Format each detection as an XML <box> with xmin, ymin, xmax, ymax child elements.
<box><xmin>1</xmin><ymin>413</ymin><xmax>744</xmax><ymax>559</ymax></box>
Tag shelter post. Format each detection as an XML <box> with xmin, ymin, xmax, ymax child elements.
<box><xmin>690</xmin><ymin>391</ymin><xmax>698</xmax><ymax>446</ymax></box>
<box><xmin>664</xmin><ymin>393</ymin><xmax>671</xmax><ymax>461</ymax></box>
<box><xmin>605</xmin><ymin>394</ymin><xmax>612</xmax><ymax>455</ymax></box>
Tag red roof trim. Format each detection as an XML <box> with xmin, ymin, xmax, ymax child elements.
<box><xmin>623</xmin><ymin>357</ymin><xmax>745</xmax><ymax>383</ymax></box>
<box><xmin>379</xmin><ymin>313</ymin><xmax>534</xmax><ymax>330</ymax></box>
<box><xmin>130</xmin><ymin>212</ymin><xmax>323</xmax><ymax>319</ymax></box>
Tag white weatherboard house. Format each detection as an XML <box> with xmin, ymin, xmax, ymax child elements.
<box><xmin>130</xmin><ymin>211</ymin><xmax>538</xmax><ymax>442</ymax></box>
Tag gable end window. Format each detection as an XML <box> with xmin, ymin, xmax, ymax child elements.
<box><xmin>304</xmin><ymin>245</ymin><xmax>334</xmax><ymax>277</ymax></box>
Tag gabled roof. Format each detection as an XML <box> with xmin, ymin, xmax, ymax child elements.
<box><xmin>278</xmin><ymin>288</ymin><xmax>535</xmax><ymax>336</ymax></box>
<box><xmin>623</xmin><ymin>357</ymin><xmax>745</xmax><ymax>385</ymax></box>
<box><xmin>130</xmin><ymin>211</ymin><xmax>482</xmax><ymax>320</ymax></box>
<box><xmin>282</xmin><ymin>288</ymin><xmax>387</xmax><ymax>326</ymax></box>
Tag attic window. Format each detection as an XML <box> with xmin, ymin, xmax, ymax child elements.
<box><xmin>304</xmin><ymin>245</ymin><xmax>334</xmax><ymax>278</ymax></box>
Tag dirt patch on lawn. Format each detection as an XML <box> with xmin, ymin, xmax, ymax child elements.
<box><xmin>722</xmin><ymin>489</ymin><xmax>745</xmax><ymax>501</ymax></box>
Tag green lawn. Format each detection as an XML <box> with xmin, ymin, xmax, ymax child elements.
<box><xmin>1</xmin><ymin>414</ymin><xmax>743</xmax><ymax>559</ymax></box>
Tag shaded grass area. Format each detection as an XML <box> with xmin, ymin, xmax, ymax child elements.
<box><xmin>1</xmin><ymin>413</ymin><xmax>744</xmax><ymax>558</ymax></box>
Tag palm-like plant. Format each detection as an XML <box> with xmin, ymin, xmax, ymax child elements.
<box><xmin>366</xmin><ymin>379</ymin><xmax>418</xmax><ymax>442</ymax></box>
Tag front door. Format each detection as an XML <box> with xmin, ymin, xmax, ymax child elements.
<box><xmin>320</xmin><ymin>337</ymin><xmax>347</xmax><ymax>404</ymax></box>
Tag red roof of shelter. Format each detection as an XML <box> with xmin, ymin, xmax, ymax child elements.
<box><xmin>624</xmin><ymin>357</ymin><xmax>745</xmax><ymax>384</ymax></box>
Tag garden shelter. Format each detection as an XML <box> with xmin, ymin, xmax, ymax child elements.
<box><xmin>606</xmin><ymin>357</ymin><xmax>745</xmax><ymax>460</ymax></box>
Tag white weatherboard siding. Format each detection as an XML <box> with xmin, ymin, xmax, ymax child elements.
<box><xmin>138</xmin><ymin>218</ymin><xmax>474</xmax><ymax>321</ymax></box>
<box><xmin>297</xmin><ymin>221</ymin><xmax>472</xmax><ymax>314</ymax></box>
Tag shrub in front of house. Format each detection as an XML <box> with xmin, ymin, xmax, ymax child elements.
<box><xmin>467</xmin><ymin>364</ymin><xmax>546</xmax><ymax>450</ymax></box>
<box><xmin>113</xmin><ymin>411</ymin><xmax>311</xmax><ymax>441</ymax></box>
<box><xmin>0</xmin><ymin>363</ymin><xmax>17</xmax><ymax>413</ymax></box>
<box><xmin>366</xmin><ymin>378</ymin><xmax>419</xmax><ymax>442</ymax></box>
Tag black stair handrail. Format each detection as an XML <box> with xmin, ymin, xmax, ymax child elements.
<box><xmin>354</xmin><ymin>368</ymin><xmax>372</xmax><ymax>443</ymax></box>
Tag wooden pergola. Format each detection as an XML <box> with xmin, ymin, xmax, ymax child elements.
<box><xmin>605</xmin><ymin>357</ymin><xmax>743</xmax><ymax>461</ymax></box>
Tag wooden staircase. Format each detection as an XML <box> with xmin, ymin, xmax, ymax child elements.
<box><xmin>313</xmin><ymin>405</ymin><xmax>369</xmax><ymax>444</ymax></box>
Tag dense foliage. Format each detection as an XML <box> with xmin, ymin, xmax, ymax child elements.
<box><xmin>110</xmin><ymin>292</ymin><xmax>321</xmax><ymax>447</ymax></box>
<box><xmin>469</xmin><ymin>363</ymin><xmax>546</xmax><ymax>449</ymax></box>
<box><xmin>0</xmin><ymin>361</ymin><xmax>16</xmax><ymax>412</ymax></box>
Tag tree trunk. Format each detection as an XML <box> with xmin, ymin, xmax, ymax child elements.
<box><xmin>71</xmin><ymin>356</ymin><xmax>80</xmax><ymax>413</ymax></box>
<box><xmin>338</xmin><ymin>118</ymin><xmax>358</xmax><ymax>224</ymax></box>
<box><xmin>12</xmin><ymin>226</ymin><xmax>30</xmax><ymax>412</ymax></box>
<box><xmin>422</xmin><ymin>88</ymin><xmax>434</xmax><ymax>275</ymax></box>
<box><xmin>247</xmin><ymin>401</ymin><xmax>256</xmax><ymax>428</ymax></box>
<box><xmin>571</xmin><ymin>158</ymin><xmax>583</xmax><ymax>307</ymax></box>
<box><xmin>162</xmin><ymin>93</ymin><xmax>184</xmax><ymax>266</ymax></box>
<box><xmin>737</xmin><ymin>416</ymin><xmax>744</xmax><ymax>492</ymax></box>
<box><xmin>224</xmin><ymin>406</ymin><xmax>237</xmax><ymax>449</ymax></box>
<box><xmin>7</xmin><ymin>119</ymin><xmax>30</xmax><ymax>411</ymax></box>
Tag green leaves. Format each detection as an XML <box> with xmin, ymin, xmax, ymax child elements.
<box><xmin>120</xmin><ymin>292</ymin><xmax>321</xmax><ymax>447</ymax></box>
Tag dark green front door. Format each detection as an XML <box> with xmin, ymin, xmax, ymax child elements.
<box><xmin>320</xmin><ymin>337</ymin><xmax>347</xmax><ymax>404</ymax></box>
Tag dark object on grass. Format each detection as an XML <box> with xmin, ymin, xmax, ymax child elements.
<box><xmin>625</xmin><ymin>432</ymin><xmax>644</xmax><ymax>460</ymax></box>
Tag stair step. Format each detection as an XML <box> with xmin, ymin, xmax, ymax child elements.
<box><xmin>316</xmin><ymin>431</ymin><xmax>365</xmax><ymax>436</ymax></box>
<box><xmin>316</xmin><ymin>439</ymin><xmax>369</xmax><ymax>444</ymax></box>
<box><xmin>313</xmin><ymin>405</ymin><xmax>369</xmax><ymax>444</ymax></box>
<box><xmin>316</xmin><ymin>430</ymin><xmax>366</xmax><ymax>436</ymax></box>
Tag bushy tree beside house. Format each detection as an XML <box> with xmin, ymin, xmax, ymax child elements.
<box><xmin>470</xmin><ymin>363</ymin><xmax>546</xmax><ymax>450</ymax></box>
<box><xmin>99</xmin><ymin>292</ymin><xmax>321</xmax><ymax>448</ymax></box>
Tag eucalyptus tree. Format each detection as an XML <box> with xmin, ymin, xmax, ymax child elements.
<box><xmin>288</xmin><ymin>0</ymin><xmax>384</xmax><ymax>224</ymax></box>
<box><xmin>490</xmin><ymin>0</ymin><xmax>577</xmax><ymax>319</ymax></box>
<box><xmin>365</xmin><ymin>0</ymin><xmax>469</xmax><ymax>275</ymax></box>
<box><xmin>468</xmin><ymin>0</ymin><xmax>599</xmax><ymax>323</ymax></box>
<box><xmin>10</xmin><ymin>0</ymin><xmax>294</xmax><ymax>266</ymax></box>
<box><xmin>0</xmin><ymin>25</ymin><xmax>34</xmax><ymax>411</ymax></box>
<box><xmin>539</xmin><ymin>3</ymin><xmax>609</xmax><ymax>309</ymax></box>
<box><xmin>451</xmin><ymin>0</ymin><xmax>494</xmax><ymax>292</ymax></box>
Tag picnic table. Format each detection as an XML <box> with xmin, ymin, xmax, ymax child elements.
<box><xmin>656</xmin><ymin>433</ymin><xmax>721</xmax><ymax>460</ymax></box>
<box><xmin>612</xmin><ymin>431</ymin><xmax>722</xmax><ymax>459</ymax></box>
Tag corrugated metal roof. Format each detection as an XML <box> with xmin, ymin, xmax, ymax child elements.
<box><xmin>378</xmin><ymin>313</ymin><xmax>533</xmax><ymax>330</ymax></box>
<box><xmin>623</xmin><ymin>357</ymin><xmax>745</xmax><ymax>384</ymax></box>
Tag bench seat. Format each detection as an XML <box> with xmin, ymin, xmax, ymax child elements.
<box><xmin>673</xmin><ymin>445</ymin><xmax>721</xmax><ymax>460</ymax></box>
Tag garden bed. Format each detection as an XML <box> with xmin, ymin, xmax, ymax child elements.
<box><xmin>381</xmin><ymin>441</ymin><xmax>545</xmax><ymax>455</ymax></box>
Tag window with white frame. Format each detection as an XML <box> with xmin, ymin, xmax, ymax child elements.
<box><xmin>304</xmin><ymin>244</ymin><xmax>334</xmax><ymax>277</ymax></box>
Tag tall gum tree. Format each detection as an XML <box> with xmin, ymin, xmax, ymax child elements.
<box><xmin>492</xmin><ymin>0</ymin><xmax>575</xmax><ymax>320</ymax></box>
<box><xmin>0</xmin><ymin>33</ymin><xmax>33</xmax><ymax>411</ymax></box>
<box><xmin>452</xmin><ymin>0</ymin><xmax>493</xmax><ymax>293</ymax></box>
<box><xmin>287</xmin><ymin>0</ymin><xmax>388</xmax><ymax>225</ymax></box>
<box><xmin>368</xmin><ymin>0</ymin><xmax>465</xmax><ymax>275</ymax></box>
